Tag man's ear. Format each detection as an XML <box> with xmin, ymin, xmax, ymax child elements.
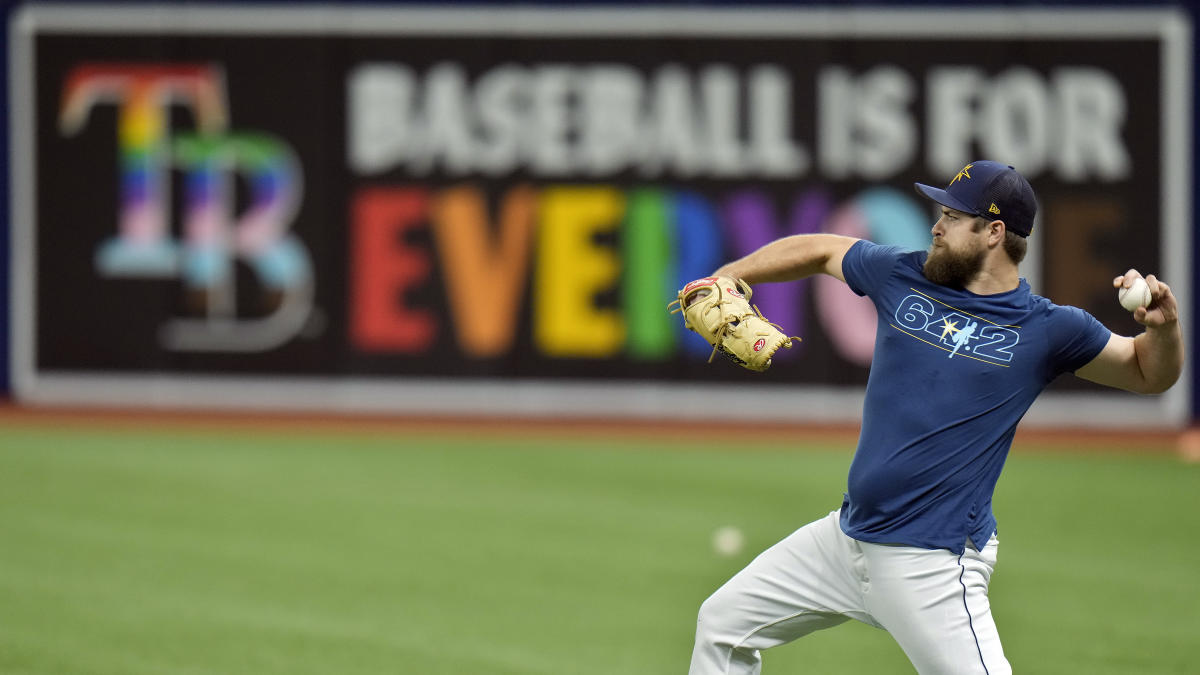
<box><xmin>989</xmin><ymin>220</ymin><xmax>1006</xmax><ymax>246</ymax></box>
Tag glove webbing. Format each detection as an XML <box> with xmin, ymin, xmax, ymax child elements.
<box><xmin>710</xmin><ymin>303</ymin><xmax>791</xmax><ymax>364</ymax></box>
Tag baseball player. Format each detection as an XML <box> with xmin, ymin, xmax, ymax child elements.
<box><xmin>680</xmin><ymin>161</ymin><xmax>1184</xmax><ymax>674</ymax></box>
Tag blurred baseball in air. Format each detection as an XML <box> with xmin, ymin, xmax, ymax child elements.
<box><xmin>712</xmin><ymin>525</ymin><xmax>745</xmax><ymax>557</ymax></box>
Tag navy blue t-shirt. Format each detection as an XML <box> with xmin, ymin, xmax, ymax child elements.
<box><xmin>838</xmin><ymin>240</ymin><xmax>1110</xmax><ymax>553</ymax></box>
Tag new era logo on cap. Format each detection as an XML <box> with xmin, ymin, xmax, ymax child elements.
<box><xmin>914</xmin><ymin>160</ymin><xmax>1038</xmax><ymax>237</ymax></box>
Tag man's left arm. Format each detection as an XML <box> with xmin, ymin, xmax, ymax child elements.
<box><xmin>1076</xmin><ymin>270</ymin><xmax>1184</xmax><ymax>394</ymax></box>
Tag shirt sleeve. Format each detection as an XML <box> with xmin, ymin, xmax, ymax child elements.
<box><xmin>1045</xmin><ymin>303</ymin><xmax>1112</xmax><ymax>376</ymax></box>
<box><xmin>841</xmin><ymin>240</ymin><xmax>908</xmax><ymax>297</ymax></box>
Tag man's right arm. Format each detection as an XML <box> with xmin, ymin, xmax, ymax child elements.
<box><xmin>713</xmin><ymin>234</ymin><xmax>861</xmax><ymax>285</ymax></box>
<box><xmin>1074</xmin><ymin>271</ymin><xmax>1184</xmax><ymax>395</ymax></box>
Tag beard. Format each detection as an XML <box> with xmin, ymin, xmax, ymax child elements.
<box><xmin>923</xmin><ymin>241</ymin><xmax>987</xmax><ymax>288</ymax></box>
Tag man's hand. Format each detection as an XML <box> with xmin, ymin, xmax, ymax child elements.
<box><xmin>1114</xmin><ymin>269</ymin><xmax>1178</xmax><ymax>329</ymax></box>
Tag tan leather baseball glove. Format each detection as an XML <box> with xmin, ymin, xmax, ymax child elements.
<box><xmin>668</xmin><ymin>276</ymin><xmax>797</xmax><ymax>372</ymax></box>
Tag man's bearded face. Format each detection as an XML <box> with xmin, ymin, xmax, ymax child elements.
<box><xmin>923</xmin><ymin>230</ymin><xmax>987</xmax><ymax>288</ymax></box>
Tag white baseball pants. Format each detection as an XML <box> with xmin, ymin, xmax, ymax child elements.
<box><xmin>689</xmin><ymin>510</ymin><xmax>1010</xmax><ymax>675</ymax></box>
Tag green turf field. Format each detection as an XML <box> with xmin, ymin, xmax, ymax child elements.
<box><xmin>0</xmin><ymin>421</ymin><xmax>1195</xmax><ymax>674</ymax></box>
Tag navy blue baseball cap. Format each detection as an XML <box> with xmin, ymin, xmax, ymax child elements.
<box><xmin>914</xmin><ymin>161</ymin><xmax>1038</xmax><ymax>237</ymax></box>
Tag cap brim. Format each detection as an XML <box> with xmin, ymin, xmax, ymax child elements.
<box><xmin>914</xmin><ymin>183</ymin><xmax>978</xmax><ymax>216</ymax></box>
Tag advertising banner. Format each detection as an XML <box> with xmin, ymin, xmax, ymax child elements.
<box><xmin>10</xmin><ymin>5</ymin><xmax>1191</xmax><ymax>425</ymax></box>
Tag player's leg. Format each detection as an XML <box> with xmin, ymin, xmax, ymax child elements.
<box><xmin>688</xmin><ymin>510</ymin><xmax>876</xmax><ymax>675</ymax></box>
<box><xmin>861</xmin><ymin>535</ymin><xmax>1010</xmax><ymax>675</ymax></box>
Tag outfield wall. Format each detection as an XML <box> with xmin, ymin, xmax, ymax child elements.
<box><xmin>6</xmin><ymin>3</ymin><xmax>1193</xmax><ymax>427</ymax></box>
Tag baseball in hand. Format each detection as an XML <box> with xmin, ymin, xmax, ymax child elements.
<box><xmin>1118</xmin><ymin>277</ymin><xmax>1152</xmax><ymax>312</ymax></box>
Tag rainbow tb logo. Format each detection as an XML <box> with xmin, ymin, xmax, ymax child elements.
<box><xmin>59</xmin><ymin>64</ymin><xmax>313</xmax><ymax>352</ymax></box>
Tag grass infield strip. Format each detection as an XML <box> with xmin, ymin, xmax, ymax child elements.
<box><xmin>0</xmin><ymin>420</ymin><xmax>1194</xmax><ymax>675</ymax></box>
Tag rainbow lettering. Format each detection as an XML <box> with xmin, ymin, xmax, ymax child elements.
<box><xmin>347</xmin><ymin>183</ymin><xmax>929</xmax><ymax>365</ymax></box>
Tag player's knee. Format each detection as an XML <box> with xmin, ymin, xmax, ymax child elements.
<box><xmin>695</xmin><ymin>588</ymin><xmax>739</xmax><ymax>645</ymax></box>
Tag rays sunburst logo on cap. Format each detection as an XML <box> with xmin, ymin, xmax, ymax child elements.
<box><xmin>949</xmin><ymin>163</ymin><xmax>973</xmax><ymax>185</ymax></box>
